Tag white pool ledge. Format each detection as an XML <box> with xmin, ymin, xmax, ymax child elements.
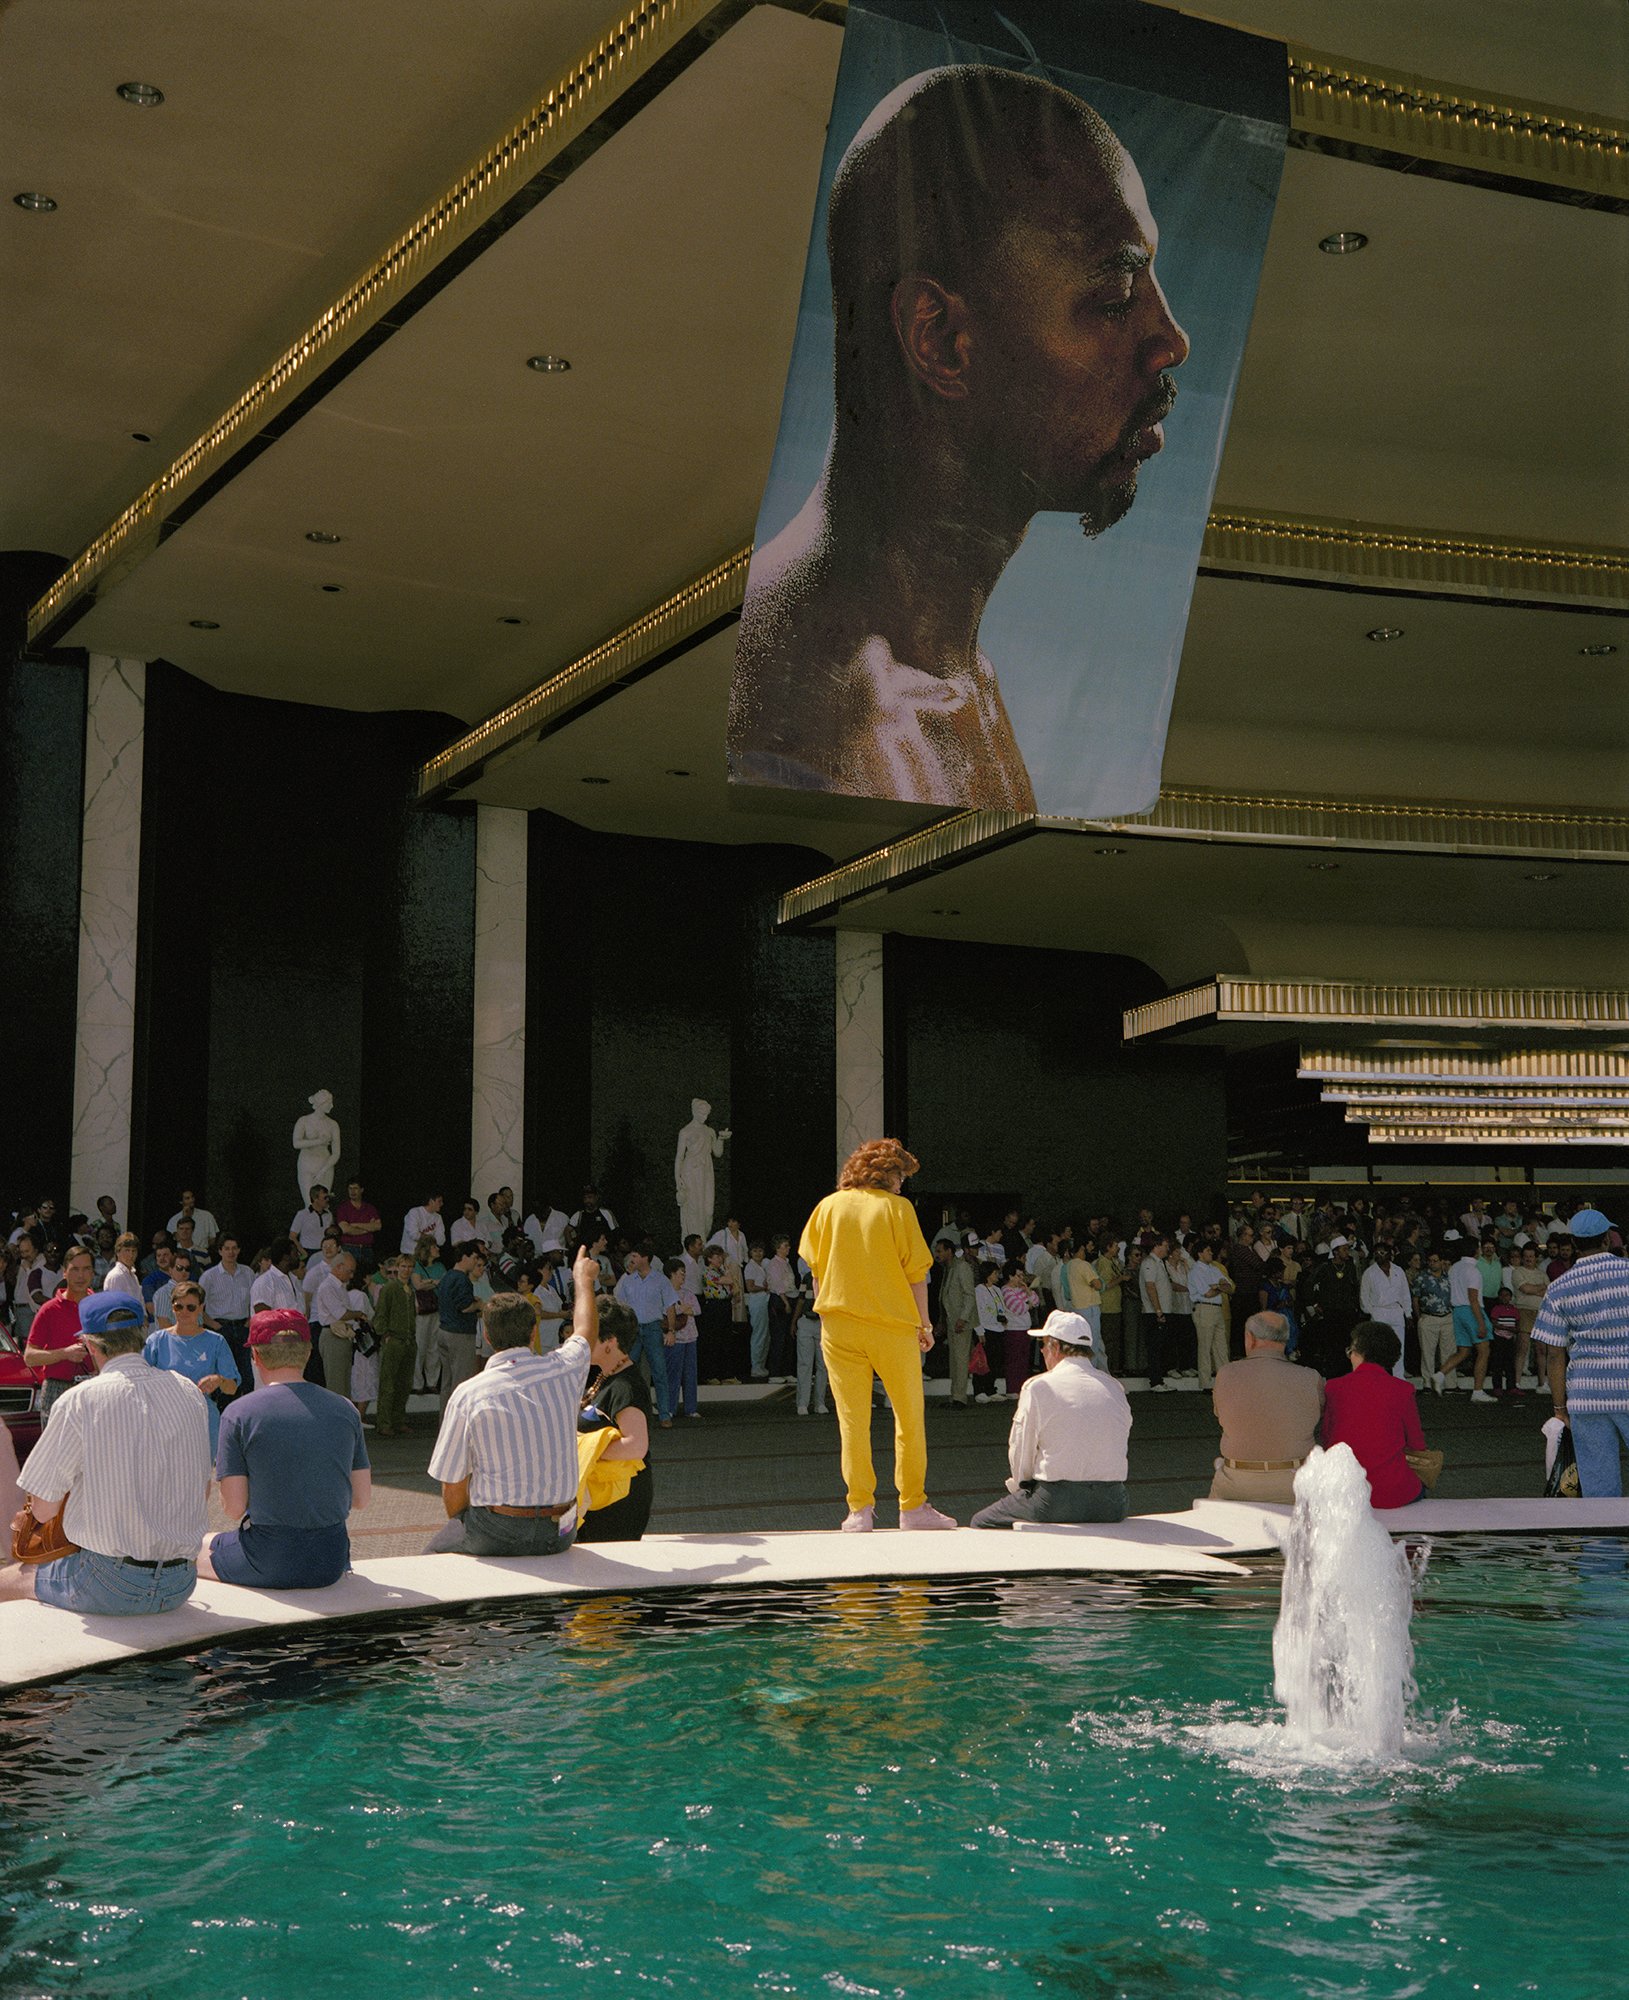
<box><xmin>4</xmin><ymin>1497</ymin><xmax>1627</xmax><ymax>1696</ymax></box>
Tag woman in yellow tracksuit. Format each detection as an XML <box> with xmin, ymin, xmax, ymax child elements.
<box><xmin>799</xmin><ymin>1139</ymin><xmax>958</xmax><ymax>1533</ymax></box>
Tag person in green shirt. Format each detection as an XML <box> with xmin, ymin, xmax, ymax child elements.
<box><xmin>373</xmin><ymin>1254</ymin><xmax>419</xmax><ymax>1436</ymax></box>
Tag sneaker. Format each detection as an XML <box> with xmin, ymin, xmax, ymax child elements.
<box><xmin>974</xmin><ymin>1392</ymin><xmax>991</xmax><ymax>1404</ymax></box>
<box><xmin>899</xmin><ymin>1504</ymin><xmax>957</xmax><ymax>1531</ymax></box>
<box><xmin>841</xmin><ymin>1507</ymin><xmax>875</xmax><ymax>1533</ymax></box>
<box><xmin>1470</xmin><ymin>1388</ymin><xmax>1497</xmax><ymax>1404</ymax></box>
<box><xmin>814</xmin><ymin>1403</ymin><xmax>829</xmax><ymax>1415</ymax></box>
<box><xmin>797</xmin><ymin>1406</ymin><xmax>810</xmax><ymax>1417</ymax></box>
<box><xmin>1432</xmin><ymin>1371</ymin><xmax>1446</xmax><ymax>1396</ymax></box>
<box><xmin>1151</xmin><ymin>1382</ymin><xmax>1175</xmax><ymax>1393</ymax></box>
<box><xmin>687</xmin><ymin>1410</ymin><xmax>701</xmax><ymax>1419</ymax></box>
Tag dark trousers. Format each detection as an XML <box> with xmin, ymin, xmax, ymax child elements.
<box><xmin>972</xmin><ymin>1479</ymin><xmax>1130</xmax><ymax>1528</ymax></box>
<box><xmin>377</xmin><ymin>1335</ymin><xmax>416</xmax><ymax>1429</ymax></box>
<box><xmin>767</xmin><ymin>1295</ymin><xmax>795</xmax><ymax>1376</ymax></box>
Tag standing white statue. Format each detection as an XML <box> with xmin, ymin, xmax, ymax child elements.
<box><xmin>674</xmin><ymin>1097</ymin><xmax>730</xmax><ymax>1244</ymax></box>
<box><xmin>292</xmin><ymin>1089</ymin><xmax>342</xmax><ymax>1203</ymax></box>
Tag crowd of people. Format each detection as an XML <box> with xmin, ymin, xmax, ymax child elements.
<box><xmin>3</xmin><ymin>1162</ymin><xmax>1626</xmax><ymax>1623</ymax></box>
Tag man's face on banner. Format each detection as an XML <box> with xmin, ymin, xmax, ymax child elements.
<box><xmin>965</xmin><ymin>147</ymin><xmax>1189</xmax><ymax>536</ymax></box>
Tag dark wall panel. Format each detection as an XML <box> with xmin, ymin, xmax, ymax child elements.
<box><xmin>522</xmin><ymin>826</ymin><xmax>835</xmax><ymax>1252</ymax></box>
<box><xmin>0</xmin><ymin>651</ymin><xmax>84</xmax><ymax>1212</ymax></box>
<box><xmin>133</xmin><ymin>662</ymin><xmax>472</xmax><ymax>1250</ymax></box>
<box><xmin>894</xmin><ymin>935</ymin><xmax>1227</xmax><ymax>1229</ymax></box>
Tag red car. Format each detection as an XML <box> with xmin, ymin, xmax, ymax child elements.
<box><xmin>0</xmin><ymin>1318</ymin><xmax>44</xmax><ymax>1462</ymax></box>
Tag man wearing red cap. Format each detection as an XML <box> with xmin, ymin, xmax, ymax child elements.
<box><xmin>197</xmin><ymin>1308</ymin><xmax>371</xmax><ymax>1590</ymax></box>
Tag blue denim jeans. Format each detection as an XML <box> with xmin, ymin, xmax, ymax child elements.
<box><xmin>34</xmin><ymin>1549</ymin><xmax>197</xmax><ymax>1615</ymax></box>
<box><xmin>1571</xmin><ymin>1410</ymin><xmax>1629</xmax><ymax>1497</ymax></box>
<box><xmin>636</xmin><ymin>1320</ymin><xmax>672</xmax><ymax>1420</ymax></box>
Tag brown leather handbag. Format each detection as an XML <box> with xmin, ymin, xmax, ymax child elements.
<box><xmin>10</xmin><ymin>1500</ymin><xmax>80</xmax><ymax>1564</ymax></box>
<box><xmin>1405</xmin><ymin>1448</ymin><xmax>1444</xmax><ymax>1491</ymax></box>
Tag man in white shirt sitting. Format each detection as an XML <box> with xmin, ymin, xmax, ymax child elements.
<box><xmin>971</xmin><ymin>1311</ymin><xmax>1133</xmax><ymax>1527</ymax></box>
<box><xmin>427</xmin><ymin>1258</ymin><xmax>595</xmax><ymax>1556</ymax></box>
<box><xmin>2</xmin><ymin>1292</ymin><xmax>210</xmax><ymax>1613</ymax></box>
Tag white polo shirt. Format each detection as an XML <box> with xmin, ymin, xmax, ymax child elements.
<box><xmin>401</xmin><ymin>1206</ymin><xmax>446</xmax><ymax>1255</ymax></box>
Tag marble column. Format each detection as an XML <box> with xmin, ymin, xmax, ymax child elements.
<box><xmin>470</xmin><ymin>804</ymin><xmax>527</xmax><ymax>1207</ymax></box>
<box><xmin>834</xmin><ymin>930</ymin><xmax>885</xmax><ymax>1174</ymax></box>
<box><xmin>70</xmin><ymin>656</ymin><xmax>146</xmax><ymax>1222</ymax></box>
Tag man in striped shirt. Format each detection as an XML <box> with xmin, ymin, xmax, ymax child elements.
<box><xmin>3</xmin><ymin>1292</ymin><xmax>210</xmax><ymax>1613</ymax></box>
<box><xmin>426</xmin><ymin>1260</ymin><xmax>594</xmax><ymax>1556</ymax></box>
<box><xmin>1533</xmin><ymin>1209</ymin><xmax>1629</xmax><ymax>1496</ymax></box>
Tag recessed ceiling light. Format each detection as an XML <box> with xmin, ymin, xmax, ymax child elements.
<box><xmin>116</xmin><ymin>81</ymin><xmax>165</xmax><ymax>106</ymax></box>
<box><xmin>580</xmin><ymin>775</ymin><xmax>610</xmax><ymax>785</ymax></box>
<box><xmin>526</xmin><ymin>354</ymin><xmax>571</xmax><ymax>373</ymax></box>
<box><xmin>130</xmin><ymin>431</ymin><xmax>152</xmax><ymax>443</ymax></box>
<box><xmin>304</xmin><ymin>530</ymin><xmax>343</xmax><ymax>545</ymax></box>
<box><xmin>1307</xmin><ymin>861</ymin><xmax>1341</xmax><ymax>871</ymax></box>
<box><xmin>1579</xmin><ymin>643</ymin><xmax>1617</xmax><ymax>657</ymax></box>
<box><xmin>318</xmin><ymin>583</ymin><xmax>345</xmax><ymax>593</ymax></box>
<box><xmin>13</xmin><ymin>192</ymin><xmax>57</xmax><ymax>212</ymax></box>
<box><xmin>1524</xmin><ymin>873</ymin><xmax>1557</xmax><ymax>883</ymax></box>
<box><xmin>665</xmin><ymin>767</ymin><xmax>691</xmax><ymax>777</ymax></box>
<box><xmin>188</xmin><ymin>619</ymin><xmax>219</xmax><ymax>630</ymax></box>
<box><xmin>1319</xmin><ymin>230</ymin><xmax>1367</xmax><ymax>254</ymax></box>
<box><xmin>497</xmin><ymin>615</ymin><xmax>526</xmax><ymax>626</ymax></box>
<box><xmin>1366</xmin><ymin>627</ymin><xmax>1404</xmax><ymax>642</ymax></box>
<box><xmin>1094</xmin><ymin>846</ymin><xmax>1126</xmax><ymax>856</ymax></box>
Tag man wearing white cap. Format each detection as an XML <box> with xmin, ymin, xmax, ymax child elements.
<box><xmin>970</xmin><ymin>1311</ymin><xmax>1132</xmax><ymax>1527</ymax></box>
<box><xmin>1533</xmin><ymin>1208</ymin><xmax>1629</xmax><ymax>1496</ymax></box>
<box><xmin>1301</xmin><ymin>1234</ymin><xmax>1360</xmax><ymax>1376</ymax></box>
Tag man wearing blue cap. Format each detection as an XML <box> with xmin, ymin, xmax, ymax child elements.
<box><xmin>1532</xmin><ymin>1210</ymin><xmax>1629</xmax><ymax>1497</ymax></box>
<box><xmin>3</xmin><ymin>1292</ymin><xmax>210</xmax><ymax>1613</ymax></box>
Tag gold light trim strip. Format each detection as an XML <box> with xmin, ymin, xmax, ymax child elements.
<box><xmin>1330</xmin><ymin>1089</ymin><xmax>1629</xmax><ymax>1109</ymax></box>
<box><xmin>1287</xmin><ymin>45</ymin><xmax>1629</xmax><ymax>201</ymax></box>
<box><xmin>1302</xmin><ymin>1049</ymin><xmax>1629</xmax><ymax>1083</ymax></box>
<box><xmin>1368</xmin><ymin>1136</ymin><xmax>1629</xmax><ymax>1152</ymax></box>
<box><xmin>1124</xmin><ymin>977</ymin><xmax>1629</xmax><ymax>1043</ymax></box>
<box><xmin>416</xmin><ymin>545</ymin><xmax>753</xmax><ymax>797</ymax></box>
<box><xmin>1202</xmin><ymin>510</ymin><xmax>1629</xmax><ymax>607</ymax></box>
<box><xmin>25</xmin><ymin>0</ymin><xmax>715</xmax><ymax>644</ymax></box>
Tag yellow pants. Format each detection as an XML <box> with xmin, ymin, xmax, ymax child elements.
<box><xmin>819</xmin><ymin>1311</ymin><xmax>928</xmax><ymax>1514</ymax></box>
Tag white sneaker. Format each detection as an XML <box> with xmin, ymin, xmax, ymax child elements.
<box><xmin>1151</xmin><ymin>1382</ymin><xmax>1175</xmax><ymax>1393</ymax></box>
<box><xmin>1432</xmin><ymin>1370</ymin><xmax>1446</xmax><ymax>1396</ymax></box>
<box><xmin>974</xmin><ymin>1392</ymin><xmax>991</xmax><ymax>1404</ymax></box>
<box><xmin>1471</xmin><ymin>1388</ymin><xmax>1497</xmax><ymax>1404</ymax></box>
<box><xmin>899</xmin><ymin>1504</ymin><xmax>957</xmax><ymax>1531</ymax></box>
<box><xmin>841</xmin><ymin>1507</ymin><xmax>874</xmax><ymax>1533</ymax></box>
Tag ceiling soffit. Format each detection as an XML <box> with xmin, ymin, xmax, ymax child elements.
<box><xmin>26</xmin><ymin>0</ymin><xmax>827</xmax><ymax>650</ymax></box>
<box><xmin>27</xmin><ymin>17</ymin><xmax>1628</xmax><ymax>654</ymax></box>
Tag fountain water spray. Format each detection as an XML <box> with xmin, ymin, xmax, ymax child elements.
<box><xmin>1271</xmin><ymin>1444</ymin><xmax>1420</xmax><ymax>1761</ymax></box>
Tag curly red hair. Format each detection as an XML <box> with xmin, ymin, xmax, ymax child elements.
<box><xmin>837</xmin><ymin>1138</ymin><xmax>920</xmax><ymax>1191</ymax></box>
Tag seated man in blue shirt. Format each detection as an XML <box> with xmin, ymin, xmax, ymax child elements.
<box><xmin>197</xmin><ymin>1308</ymin><xmax>371</xmax><ymax>1590</ymax></box>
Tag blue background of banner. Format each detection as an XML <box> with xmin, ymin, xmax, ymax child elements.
<box><xmin>745</xmin><ymin>1</ymin><xmax>1286</xmax><ymax>817</ymax></box>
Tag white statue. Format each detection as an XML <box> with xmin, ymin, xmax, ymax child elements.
<box><xmin>292</xmin><ymin>1089</ymin><xmax>341</xmax><ymax>1203</ymax></box>
<box><xmin>674</xmin><ymin>1097</ymin><xmax>730</xmax><ymax>1244</ymax></box>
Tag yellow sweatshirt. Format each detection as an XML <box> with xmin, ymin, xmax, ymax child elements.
<box><xmin>799</xmin><ymin>1187</ymin><xmax>932</xmax><ymax>1334</ymax></box>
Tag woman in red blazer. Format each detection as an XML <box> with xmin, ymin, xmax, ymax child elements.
<box><xmin>1321</xmin><ymin>1319</ymin><xmax>1427</xmax><ymax>1508</ymax></box>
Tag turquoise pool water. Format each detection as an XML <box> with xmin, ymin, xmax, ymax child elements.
<box><xmin>4</xmin><ymin>1536</ymin><xmax>1627</xmax><ymax>1999</ymax></box>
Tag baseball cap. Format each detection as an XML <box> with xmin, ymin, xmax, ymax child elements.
<box><xmin>1328</xmin><ymin>1235</ymin><xmax>1349</xmax><ymax>1251</ymax></box>
<box><xmin>78</xmin><ymin>1292</ymin><xmax>146</xmax><ymax>1338</ymax></box>
<box><xmin>1038</xmin><ymin>1309</ymin><xmax>1094</xmax><ymax>1351</ymax></box>
<box><xmin>249</xmin><ymin>1307</ymin><xmax>312</xmax><ymax>1346</ymax></box>
<box><xmin>1569</xmin><ymin>1208</ymin><xmax>1617</xmax><ymax>1237</ymax></box>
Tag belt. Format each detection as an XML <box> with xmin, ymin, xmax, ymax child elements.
<box><xmin>1222</xmin><ymin>1456</ymin><xmax>1306</xmax><ymax>1473</ymax></box>
<box><xmin>118</xmin><ymin>1555</ymin><xmax>195</xmax><ymax>1569</ymax></box>
<box><xmin>484</xmin><ymin>1502</ymin><xmax>572</xmax><ymax>1519</ymax></box>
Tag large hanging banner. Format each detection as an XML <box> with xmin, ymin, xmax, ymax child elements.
<box><xmin>728</xmin><ymin>0</ymin><xmax>1286</xmax><ymax>817</ymax></box>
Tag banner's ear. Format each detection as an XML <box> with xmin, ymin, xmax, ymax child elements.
<box><xmin>890</xmin><ymin>275</ymin><xmax>973</xmax><ymax>400</ymax></box>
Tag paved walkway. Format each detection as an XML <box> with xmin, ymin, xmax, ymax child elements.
<box><xmin>301</xmin><ymin>1380</ymin><xmax>1561</xmax><ymax>1558</ymax></box>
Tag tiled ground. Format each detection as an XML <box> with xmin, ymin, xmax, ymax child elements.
<box><xmin>315</xmin><ymin>1379</ymin><xmax>1560</xmax><ymax>1558</ymax></box>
